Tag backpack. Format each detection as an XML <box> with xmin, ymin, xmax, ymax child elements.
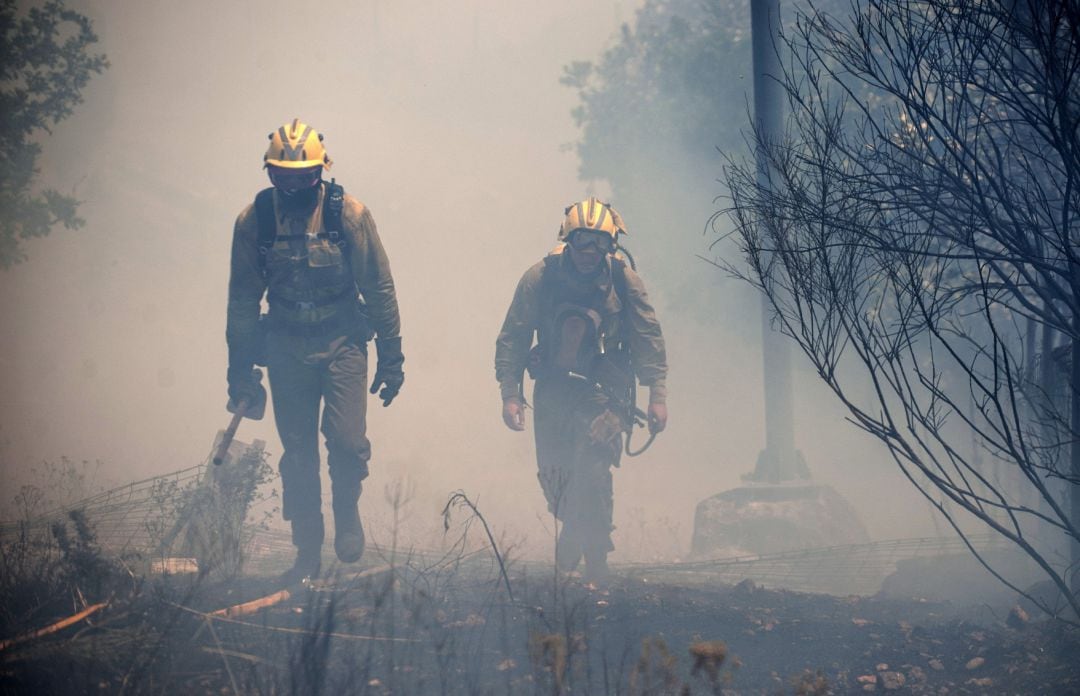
<box><xmin>536</xmin><ymin>250</ymin><xmax>653</xmax><ymax>453</ymax></box>
<box><xmin>535</xmin><ymin>251</ymin><xmax>632</xmax><ymax>387</ymax></box>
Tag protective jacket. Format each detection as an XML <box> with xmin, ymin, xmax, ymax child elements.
<box><xmin>494</xmin><ymin>249</ymin><xmax>667</xmax><ymax>403</ymax></box>
<box><xmin>227</xmin><ymin>182</ymin><xmax>400</xmax><ymax>363</ymax></box>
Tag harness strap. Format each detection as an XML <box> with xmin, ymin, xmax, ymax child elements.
<box><xmin>272</xmin><ymin>231</ymin><xmax>343</xmax><ymax>241</ymax></box>
<box><xmin>538</xmin><ymin>253</ymin><xmax>629</xmax><ymax>349</ymax></box>
<box><xmin>254</xmin><ymin>180</ymin><xmax>348</xmax><ymax>279</ymax></box>
<box><xmin>266</xmin><ymin>312</ymin><xmax>360</xmax><ymax>338</ymax></box>
<box><xmin>267</xmin><ymin>285</ymin><xmax>357</xmax><ymax>311</ymax></box>
<box><xmin>254</xmin><ymin>187</ymin><xmax>276</xmax><ymax>270</ymax></box>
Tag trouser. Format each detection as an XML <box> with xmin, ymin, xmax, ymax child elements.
<box><xmin>533</xmin><ymin>377</ymin><xmax>624</xmax><ymax>558</ymax></box>
<box><xmin>267</xmin><ymin>330</ymin><xmax>370</xmax><ymax>548</ymax></box>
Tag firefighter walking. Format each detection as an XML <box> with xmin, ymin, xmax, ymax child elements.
<box><xmin>495</xmin><ymin>197</ymin><xmax>668</xmax><ymax>581</ymax></box>
<box><xmin>226</xmin><ymin>119</ymin><xmax>404</xmax><ymax>584</ymax></box>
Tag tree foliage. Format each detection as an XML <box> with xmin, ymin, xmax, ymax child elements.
<box><xmin>722</xmin><ymin>0</ymin><xmax>1080</xmax><ymax>618</ymax></box>
<box><xmin>562</xmin><ymin>0</ymin><xmax>751</xmax><ymax>198</ymax></box>
<box><xmin>0</xmin><ymin>0</ymin><xmax>107</xmax><ymax>268</ymax></box>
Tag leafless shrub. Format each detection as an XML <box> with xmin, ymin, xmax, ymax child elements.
<box><xmin>629</xmin><ymin>637</ymin><xmax>685</xmax><ymax>696</ymax></box>
<box><xmin>442</xmin><ymin>490</ymin><xmax>515</xmax><ymax>602</ymax></box>
<box><xmin>720</xmin><ymin>0</ymin><xmax>1080</xmax><ymax>619</ymax></box>
<box><xmin>529</xmin><ymin>632</ymin><xmax>568</xmax><ymax>695</ymax></box>
<box><xmin>183</xmin><ymin>445</ymin><xmax>275</xmax><ymax>578</ymax></box>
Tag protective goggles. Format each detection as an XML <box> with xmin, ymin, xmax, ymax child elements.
<box><xmin>267</xmin><ymin>165</ymin><xmax>323</xmax><ymax>191</ymax></box>
<box><xmin>567</xmin><ymin>229</ymin><xmax>615</xmax><ymax>253</ymax></box>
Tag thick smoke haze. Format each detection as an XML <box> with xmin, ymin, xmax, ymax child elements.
<box><xmin>0</xmin><ymin>0</ymin><xmax>939</xmax><ymax>560</ymax></box>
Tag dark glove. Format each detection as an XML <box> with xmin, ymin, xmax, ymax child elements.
<box><xmin>226</xmin><ymin>366</ymin><xmax>267</xmax><ymax>420</ymax></box>
<box><xmin>370</xmin><ymin>336</ymin><xmax>404</xmax><ymax>407</ymax></box>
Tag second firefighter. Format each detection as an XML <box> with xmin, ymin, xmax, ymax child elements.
<box><xmin>495</xmin><ymin>197</ymin><xmax>668</xmax><ymax>581</ymax></box>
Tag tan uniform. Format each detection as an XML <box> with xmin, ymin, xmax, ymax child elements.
<box><xmin>227</xmin><ymin>186</ymin><xmax>400</xmax><ymax>351</ymax></box>
<box><xmin>227</xmin><ymin>183</ymin><xmax>400</xmax><ymax>550</ymax></box>
<box><xmin>495</xmin><ymin>250</ymin><xmax>667</xmax><ymax>562</ymax></box>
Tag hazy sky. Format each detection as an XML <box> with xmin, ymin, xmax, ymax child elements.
<box><xmin>0</xmin><ymin>0</ymin><xmax>941</xmax><ymax>559</ymax></box>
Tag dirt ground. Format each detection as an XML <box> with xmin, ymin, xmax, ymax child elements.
<box><xmin>2</xmin><ymin>553</ymin><xmax>1078</xmax><ymax>695</ymax></box>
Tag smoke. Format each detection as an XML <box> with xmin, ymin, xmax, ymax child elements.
<box><xmin>0</xmin><ymin>0</ymin><xmax>937</xmax><ymax>561</ymax></box>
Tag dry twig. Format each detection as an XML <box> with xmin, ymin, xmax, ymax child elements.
<box><xmin>168</xmin><ymin>601</ymin><xmax>418</xmax><ymax>643</ymax></box>
<box><xmin>0</xmin><ymin>601</ymin><xmax>108</xmax><ymax>652</ymax></box>
<box><xmin>210</xmin><ymin>590</ymin><xmax>292</xmax><ymax>618</ymax></box>
<box><xmin>442</xmin><ymin>491</ymin><xmax>515</xmax><ymax>602</ymax></box>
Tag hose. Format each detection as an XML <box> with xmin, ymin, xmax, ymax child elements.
<box><xmin>625</xmin><ymin>428</ymin><xmax>657</xmax><ymax>457</ymax></box>
<box><xmin>622</xmin><ymin>378</ymin><xmax>657</xmax><ymax>457</ymax></box>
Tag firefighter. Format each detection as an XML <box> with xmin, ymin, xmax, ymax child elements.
<box><xmin>495</xmin><ymin>197</ymin><xmax>668</xmax><ymax>581</ymax></box>
<box><xmin>226</xmin><ymin>119</ymin><xmax>404</xmax><ymax>584</ymax></box>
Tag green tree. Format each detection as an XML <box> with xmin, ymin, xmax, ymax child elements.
<box><xmin>562</xmin><ymin>0</ymin><xmax>750</xmax><ymax>194</ymax></box>
<box><xmin>561</xmin><ymin>0</ymin><xmax>753</xmax><ymax>320</ymax></box>
<box><xmin>0</xmin><ymin>0</ymin><xmax>107</xmax><ymax>268</ymax></box>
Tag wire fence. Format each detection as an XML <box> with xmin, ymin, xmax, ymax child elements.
<box><xmin>0</xmin><ymin>463</ymin><xmax>208</xmax><ymax>555</ymax></box>
<box><xmin>0</xmin><ymin>458</ymin><xmax>1033</xmax><ymax>596</ymax></box>
<box><xmin>618</xmin><ymin>534</ymin><xmax>1008</xmax><ymax>595</ymax></box>
<box><xmin>0</xmin><ymin>437</ymin><xmax>277</xmax><ymax>570</ymax></box>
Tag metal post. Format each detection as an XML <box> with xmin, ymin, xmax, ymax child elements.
<box><xmin>751</xmin><ymin>0</ymin><xmax>796</xmax><ymax>482</ymax></box>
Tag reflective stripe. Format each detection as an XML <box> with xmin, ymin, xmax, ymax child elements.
<box><xmin>592</xmin><ymin>203</ymin><xmax>609</xmax><ymax>230</ymax></box>
<box><xmin>278</xmin><ymin>124</ymin><xmax>313</xmax><ymax>161</ymax></box>
<box><xmin>571</xmin><ymin>199</ymin><xmax>609</xmax><ymax>234</ymax></box>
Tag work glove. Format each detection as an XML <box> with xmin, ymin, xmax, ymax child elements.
<box><xmin>647</xmin><ymin>402</ymin><xmax>667</xmax><ymax>434</ymax></box>
<box><xmin>370</xmin><ymin>336</ymin><xmax>405</xmax><ymax>407</ymax></box>
<box><xmin>502</xmin><ymin>396</ymin><xmax>525</xmax><ymax>431</ymax></box>
<box><xmin>226</xmin><ymin>366</ymin><xmax>267</xmax><ymax>420</ymax></box>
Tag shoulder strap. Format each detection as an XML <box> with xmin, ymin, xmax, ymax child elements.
<box><xmin>610</xmin><ymin>255</ymin><xmax>629</xmax><ymax>305</ymax></box>
<box><xmin>254</xmin><ymin>187</ymin><xmax>276</xmax><ymax>279</ymax></box>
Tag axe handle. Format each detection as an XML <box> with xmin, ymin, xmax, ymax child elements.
<box><xmin>212</xmin><ymin>400</ymin><xmax>248</xmax><ymax>465</ymax></box>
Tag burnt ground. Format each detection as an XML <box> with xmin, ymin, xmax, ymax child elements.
<box><xmin>2</xmin><ymin>552</ymin><xmax>1078</xmax><ymax>695</ymax></box>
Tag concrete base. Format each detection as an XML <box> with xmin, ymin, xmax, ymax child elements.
<box><xmin>690</xmin><ymin>483</ymin><xmax>869</xmax><ymax>558</ymax></box>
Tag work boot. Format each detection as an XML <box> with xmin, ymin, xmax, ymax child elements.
<box><xmin>280</xmin><ymin>513</ymin><xmax>323</xmax><ymax>586</ymax></box>
<box><xmin>583</xmin><ymin>532</ymin><xmax>614</xmax><ymax>584</ymax></box>
<box><xmin>280</xmin><ymin>546</ymin><xmax>321</xmax><ymax>586</ymax></box>
<box><xmin>332</xmin><ymin>482</ymin><xmax>365</xmax><ymax>563</ymax></box>
<box><xmin>555</xmin><ymin>525</ymin><xmax>583</xmax><ymax>573</ymax></box>
<box><xmin>583</xmin><ymin>550</ymin><xmax>610</xmax><ymax>584</ymax></box>
<box><xmin>333</xmin><ymin>504</ymin><xmax>365</xmax><ymax>563</ymax></box>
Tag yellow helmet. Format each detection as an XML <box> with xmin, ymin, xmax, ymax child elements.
<box><xmin>558</xmin><ymin>196</ymin><xmax>627</xmax><ymax>242</ymax></box>
<box><xmin>263</xmin><ymin>118</ymin><xmax>332</xmax><ymax>169</ymax></box>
